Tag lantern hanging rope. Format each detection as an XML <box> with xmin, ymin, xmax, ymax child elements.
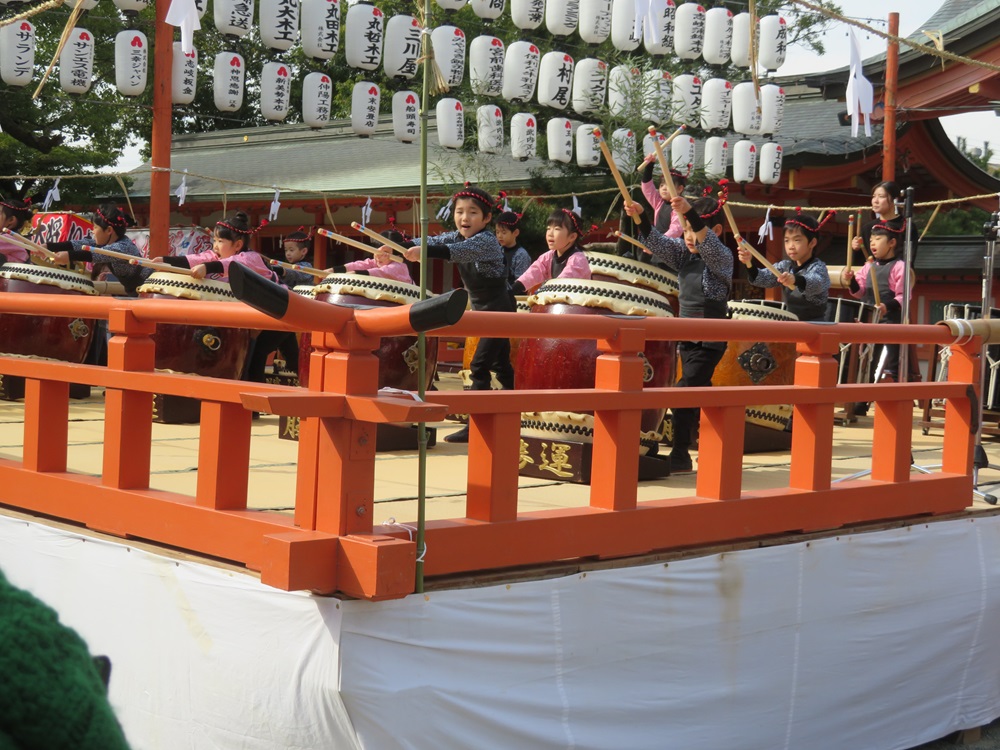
<box><xmin>0</xmin><ymin>0</ymin><xmax>64</xmax><ymax>28</ymax></box>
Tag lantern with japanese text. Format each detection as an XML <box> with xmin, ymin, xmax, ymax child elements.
<box><xmin>732</xmin><ymin>81</ymin><xmax>761</xmax><ymax>134</ymax></box>
<box><xmin>547</xmin><ymin>117</ymin><xmax>573</xmax><ymax>163</ymax></box>
<box><xmin>733</xmin><ymin>140</ymin><xmax>757</xmax><ymax>183</ymax></box>
<box><xmin>576</xmin><ymin>125</ymin><xmax>600</xmax><ymax>167</ymax></box>
<box><xmin>114</xmin><ymin>30</ymin><xmax>147</xmax><ymax>96</ymax></box>
<box><xmin>510</xmin><ymin>113</ymin><xmax>537</xmax><ymax>160</ymax></box>
<box><xmin>671</xmin><ymin>134</ymin><xmax>695</xmax><ymax>175</ymax></box>
<box><xmin>704</xmin><ymin>136</ymin><xmax>729</xmax><ymax>180</ymax></box>
<box><xmin>435</xmin><ymin>0</ymin><xmax>467</xmax><ymax>10</ymax></box>
<box><xmin>63</xmin><ymin>0</ymin><xmax>98</xmax><ymax>10</ymax></box>
<box><xmin>699</xmin><ymin>77</ymin><xmax>731</xmax><ymax>131</ymax></box>
<box><xmin>345</xmin><ymin>2</ymin><xmax>383</xmax><ymax>71</ymax></box>
<box><xmin>431</xmin><ymin>25</ymin><xmax>465</xmax><ymax>87</ymax></box>
<box><xmin>670</xmin><ymin>73</ymin><xmax>700</xmax><ymax>127</ymax></box>
<box><xmin>545</xmin><ymin>0</ymin><xmax>579</xmax><ymax>37</ymax></box>
<box><xmin>261</xmin><ymin>61</ymin><xmax>292</xmax><ymax>121</ymax></box>
<box><xmin>260</xmin><ymin>0</ymin><xmax>299</xmax><ymax>51</ymax></box>
<box><xmin>702</xmin><ymin>6</ymin><xmax>732</xmax><ymax>65</ymax></box>
<box><xmin>194</xmin><ymin>0</ymin><xmax>208</xmax><ymax>19</ymax></box>
<box><xmin>571</xmin><ymin>57</ymin><xmax>606</xmax><ymax>115</ymax></box>
<box><xmin>383</xmin><ymin>15</ymin><xmax>420</xmax><ymax>80</ymax></box>
<box><xmin>642</xmin><ymin>130</ymin><xmax>665</xmax><ymax>161</ymax></box>
<box><xmin>1</xmin><ymin>20</ymin><xmax>35</xmax><ymax>87</ymax></box>
<box><xmin>537</xmin><ymin>51</ymin><xmax>573</xmax><ymax>110</ymax></box>
<box><xmin>510</xmin><ymin>0</ymin><xmax>544</xmax><ymax>30</ymax></box>
<box><xmin>759</xmin><ymin>142</ymin><xmax>783</xmax><ymax>185</ymax></box>
<box><xmin>437</xmin><ymin>98</ymin><xmax>465</xmax><ymax>149</ymax></box>
<box><xmin>302</xmin><ymin>71</ymin><xmax>333</xmax><ymax>128</ymax></box>
<box><xmin>758</xmin><ymin>15</ymin><xmax>787</xmax><ymax>71</ymax></box>
<box><xmin>501</xmin><ymin>40</ymin><xmax>540</xmax><ymax>103</ymax></box>
<box><xmin>643</xmin><ymin>0</ymin><xmax>675</xmax><ymax>55</ymax></box>
<box><xmin>113</xmin><ymin>0</ymin><xmax>148</xmax><ymax>12</ymax></box>
<box><xmin>214</xmin><ymin>0</ymin><xmax>254</xmax><ymax>37</ymax></box>
<box><xmin>392</xmin><ymin>90</ymin><xmax>420</xmax><ymax>142</ymax></box>
<box><xmin>611</xmin><ymin>128</ymin><xmax>636</xmax><ymax>173</ymax></box>
<box><xmin>730</xmin><ymin>12</ymin><xmax>751</xmax><ymax>67</ymax></box>
<box><xmin>760</xmin><ymin>83</ymin><xmax>785</xmax><ymax>135</ymax></box>
<box><xmin>642</xmin><ymin>69</ymin><xmax>671</xmax><ymax>125</ymax></box>
<box><xmin>213</xmin><ymin>52</ymin><xmax>244</xmax><ymax>111</ymax></box>
<box><xmin>477</xmin><ymin>105</ymin><xmax>504</xmax><ymax>154</ymax></box>
<box><xmin>470</xmin><ymin>35</ymin><xmax>504</xmax><ymax>95</ymax></box>
<box><xmin>171</xmin><ymin>42</ymin><xmax>197</xmax><ymax>104</ymax></box>
<box><xmin>578</xmin><ymin>0</ymin><xmax>610</xmax><ymax>44</ymax></box>
<box><xmin>300</xmin><ymin>0</ymin><xmax>340</xmax><ymax>60</ymax></box>
<box><xmin>609</xmin><ymin>0</ymin><xmax>639</xmax><ymax>51</ymax></box>
<box><xmin>607</xmin><ymin>64</ymin><xmax>637</xmax><ymax>116</ymax></box>
<box><xmin>673</xmin><ymin>2</ymin><xmax>704</xmax><ymax>60</ymax></box>
<box><xmin>351</xmin><ymin>81</ymin><xmax>380</xmax><ymax>135</ymax></box>
<box><xmin>59</xmin><ymin>28</ymin><xmax>94</xmax><ymax>95</ymax></box>
<box><xmin>470</xmin><ymin>0</ymin><xmax>505</xmax><ymax>20</ymax></box>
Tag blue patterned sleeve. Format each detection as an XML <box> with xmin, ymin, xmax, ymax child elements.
<box><xmin>640</xmin><ymin>227</ymin><xmax>685</xmax><ymax>271</ymax></box>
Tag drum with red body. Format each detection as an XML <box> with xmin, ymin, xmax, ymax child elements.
<box><xmin>515</xmin><ymin>278</ymin><xmax>676</xmax><ymax>454</ymax></box>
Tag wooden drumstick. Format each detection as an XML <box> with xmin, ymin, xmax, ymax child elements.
<box><xmin>268</xmin><ymin>259</ymin><xmax>332</xmax><ymax>278</ymax></box>
<box><xmin>316</xmin><ymin>227</ymin><xmax>404</xmax><ymax>259</ymax></box>
<box><xmin>612</xmin><ymin>230</ymin><xmax>650</xmax><ymax>254</ymax></box>
<box><xmin>350</xmin><ymin>222</ymin><xmax>410</xmax><ymax>257</ymax></box>
<box><xmin>1</xmin><ymin>228</ymin><xmax>54</xmax><ymax>258</ymax></box>
<box><xmin>861</xmin><ymin>247</ymin><xmax>882</xmax><ymax>308</ymax></box>
<box><xmin>128</xmin><ymin>258</ymin><xmax>197</xmax><ymax>276</ymax></box>
<box><xmin>635</xmin><ymin>125</ymin><xmax>687</xmax><ymax>173</ymax></box>
<box><xmin>592</xmin><ymin>128</ymin><xmax>637</xmax><ymax>221</ymax></box>
<box><xmin>720</xmin><ymin>203</ymin><xmax>794</xmax><ymax>289</ymax></box>
<box><xmin>845</xmin><ymin>214</ymin><xmax>855</xmax><ymax>272</ymax></box>
<box><xmin>648</xmin><ymin>127</ymin><xmax>679</xmax><ymax>199</ymax></box>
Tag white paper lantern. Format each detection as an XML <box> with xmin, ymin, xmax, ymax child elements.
<box><xmin>611</xmin><ymin>128</ymin><xmax>636</xmax><ymax>173</ymax></box>
<box><xmin>260</xmin><ymin>0</ymin><xmax>300</xmax><ymax>51</ymax></box>
<box><xmin>642</xmin><ymin>69</ymin><xmax>671</xmax><ymax>125</ymax></box>
<box><xmin>383</xmin><ymin>15</ymin><xmax>420</xmax><ymax>80</ymax></box>
<box><xmin>435</xmin><ymin>0</ymin><xmax>467</xmax><ymax>9</ymax></box>
<box><xmin>470</xmin><ymin>0</ymin><xmax>505</xmax><ymax>20</ymax></box>
<box><xmin>391</xmin><ymin>90</ymin><xmax>420</xmax><ymax>142</ymax></box>
<box><xmin>733</xmin><ymin>140</ymin><xmax>757</xmax><ymax>183</ymax></box>
<box><xmin>671</xmin><ymin>73</ymin><xmax>701</xmax><ymax>127</ymax></box>
<box><xmin>576</xmin><ymin>124</ymin><xmax>601</xmax><ymax>167</ymax></box>
<box><xmin>213</xmin><ymin>52</ymin><xmax>244</xmax><ymax>111</ymax></box>
<box><xmin>171</xmin><ymin>42</ymin><xmax>197</xmax><ymax>104</ymax></box>
<box><xmin>194</xmin><ymin>0</ymin><xmax>208</xmax><ymax>19</ymax></box>
<box><xmin>537</xmin><ymin>52</ymin><xmax>574</xmax><ymax>110</ymax></box>
<box><xmin>730</xmin><ymin>12</ymin><xmax>751</xmax><ymax>67</ymax></box>
<box><xmin>704</xmin><ymin>136</ymin><xmax>729</xmax><ymax>180</ymax></box>
<box><xmin>547</xmin><ymin>117</ymin><xmax>574</xmax><ymax>163</ymax></box>
<box><xmin>759</xmin><ymin>142</ymin><xmax>783</xmax><ymax>185</ymax></box>
<box><xmin>436</xmin><ymin>99</ymin><xmax>465</xmax><ymax>149</ymax></box>
<box><xmin>511</xmin><ymin>113</ymin><xmax>537</xmax><ymax>160</ymax></box>
<box><xmin>350</xmin><ymin>81</ymin><xmax>380</xmax><ymax>135</ymax></box>
<box><xmin>114</xmin><ymin>30</ymin><xmax>147</xmax><ymax>96</ymax></box>
<box><xmin>510</xmin><ymin>0</ymin><xmax>545</xmax><ymax>30</ymax></box>
<box><xmin>702</xmin><ymin>7</ymin><xmax>732</xmax><ymax>65</ymax></box>
<box><xmin>300</xmin><ymin>0</ymin><xmax>340</xmax><ymax>60</ymax></box>
<box><xmin>215</xmin><ymin>0</ymin><xmax>254</xmax><ymax>37</ymax></box>
<box><xmin>545</xmin><ymin>0</ymin><xmax>579</xmax><ymax>37</ymax></box>
<box><xmin>431</xmin><ymin>25</ymin><xmax>465</xmax><ymax>88</ymax></box>
<box><xmin>671</xmin><ymin>134</ymin><xmax>695</xmax><ymax>175</ymax></box>
<box><xmin>699</xmin><ymin>78</ymin><xmax>731</xmax><ymax>131</ymax></box>
<box><xmin>571</xmin><ymin>57</ymin><xmax>607</xmax><ymax>115</ymax></box>
<box><xmin>469</xmin><ymin>35</ymin><xmax>505</xmax><ymax>96</ymax></box>
<box><xmin>261</xmin><ymin>61</ymin><xmax>292</xmax><ymax>121</ymax></box>
<box><xmin>607</xmin><ymin>64</ymin><xmax>638</xmax><ymax>117</ymax></box>
<box><xmin>732</xmin><ymin>81</ymin><xmax>761</xmax><ymax>135</ymax></box>
<box><xmin>642</xmin><ymin>131</ymin><xmax>665</xmax><ymax>161</ymax></box>
<box><xmin>673</xmin><ymin>2</ymin><xmax>704</xmax><ymax>60</ymax></box>
<box><xmin>302</xmin><ymin>71</ymin><xmax>333</xmax><ymax>128</ymax></box>
<box><xmin>578</xmin><ymin>0</ymin><xmax>611</xmax><ymax>44</ymax></box>
<box><xmin>502</xmin><ymin>40</ymin><xmax>540</xmax><ymax>103</ymax></box>
<box><xmin>758</xmin><ymin>15</ymin><xmax>787</xmax><ymax>71</ymax></box>
<box><xmin>64</xmin><ymin>0</ymin><xmax>98</xmax><ymax>9</ymax></box>
<box><xmin>113</xmin><ymin>0</ymin><xmax>148</xmax><ymax>12</ymax></box>
<box><xmin>58</xmin><ymin>28</ymin><xmax>94</xmax><ymax>95</ymax></box>
<box><xmin>610</xmin><ymin>0</ymin><xmax>640</xmax><ymax>51</ymax></box>
<box><xmin>644</xmin><ymin>0</ymin><xmax>675</xmax><ymax>55</ymax></box>
<box><xmin>345</xmin><ymin>3</ymin><xmax>384</xmax><ymax>71</ymax></box>
<box><xmin>1</xmin><ymin>20</ymin><xmax>36</xmax><ymax>88</ymax></box>
<box><xmin>477</xmin><ymin>105</ymin><xmax>504</xmax><ymax>154</ymax></box>
<box><xmin>760</xmin><ymin>83</ymin><xmax>785</xmax><ymax>135</ymax></box>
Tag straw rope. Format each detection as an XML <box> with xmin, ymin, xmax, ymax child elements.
<box><xmin>0</xmin><ymin>0</ymin><xmax>64</xmax><ymax>28</ymax></box>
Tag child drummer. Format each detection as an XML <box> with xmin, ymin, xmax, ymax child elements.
<box><xmin>510</xmin><ymin>207</ymin><xmax>591</xmax><ymax>294</ymax></box>
<box><xmin>153</xmin><ymin>211</ymin><xmax>275</xmax><ymax>281</ymax></box>
<box><xmin>0</xmin><ymin>196</ymin><xmax>34</xmax><ymax>265</ymax></box>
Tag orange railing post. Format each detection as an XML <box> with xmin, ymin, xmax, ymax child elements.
<box><xmin>789</xmin><ymin>333</ymin><xmax>840</xmax><ymax>491</ymax></box>
<box><xmin>696</xmin><ymin>404</ymin><xmax>746</xmax><ymax>500</ymax></box>
<box><xmin>467</xmin><ymin>409</ymin><xmax>521</xmax><ymax>522</ymax></box>
<box><xmin>942</xmin><ymin>340</ymin><xmax>978</xmax><ymax>476</ymax></box>
<box><xmin>23</xmin><ymin>378</ymin><xmax>69</xmax><ymax>473</ymax></box>
<box><xmin>196</xmin><ymin>401</ymin><xmax>253</xmax><ymax>510</ymax></box>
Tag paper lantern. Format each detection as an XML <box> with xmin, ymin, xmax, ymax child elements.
<box><xmin>578</xmin><ymin>0</ymin><xmax>611</xmax><ymax>44</ymax></box>
<box><xmin>510</xmin><ymin>0</ymin><xmax>545</xmax><ymax>30</ymax></box>
<box><xmin>671</xmin><ymin>134</ymin><xmax>695</xmax><ymax>175</ymax></box>
<box><xmin>607</xmin><ymin>64</ymin><xmax>638</xmax><ymax>117</ymax></box>
<box><xmin>437</xmin><ymin>98</ymin><xmax>465</xmax><ymax>149</ymax></box>
<box><xmin>733</xmin><ymin>140</ymin><xmax>757</xmax><ymax>183</ymax></box>
<box><xmin>345</xmin><ymin>2</ymin><xmax>383</xmax><ymax>71</ymax></box>
<box><xmin>469</xmin><ymin>35</ymin><xmax>504</xmax><ymax>96</ymax></box>
<box><xmin>114</xmin><ymin>30</ymin><xmax>147</xmax><ymax>96</ymax></box>
<box><xmin>214</xmin><ymin>0</ymin><xmax>254</xmax><ymax>37</ymax></box>
<box><xmin>350</xmin><ymin>81</ymin><xmax>380</xmax><ymax>135</ymax></box>
<box><xmin>699</xmin><ymin>78</ymin><xmax>731</xmax><ymax>131</ymax></box>
<box><xmin>758</xmin><ymin>15</ymin><xmax>787</xmax><ymax>71</ymax></box>
<box><xmin>671</xmin><ymin>73</ymin><xmax>701</xmax><ymax>127</ymax></box>
<box><xmin>643</xmin><ymin>0</ymin><xmax>675</xmax><ymax>55</ymax></box>
<box><xmin>673</xmin><ymin>2</ymin><xmax>704</xmax><ymax>60</ymax></box>
<box><xmin>642</xmin><ymin>131</ymin><xmax>665</xmax><ymax>161</ymax></box>
<box><xmin>213</xmin><ymin>52</ymin><xmax>244</xmax><ymax>111</ymax></box>
<box><xmin>384</xmin><ymin>15</ymin><xmax>420</xmax><ymax>80</ymax></box>
<box><xmin>642</xmin><ymin>69</ymin><xmax>671</xmax><ymax>125</ymax></box>
<box><xmin>300</xmin><ymin>0</ymin><xmax>340</xmax><ymax>60</ymax></box>
<box><xmin>760</xmin><ymin>84</ymin><xmax>785</xmax><ymax>135</ymax></box>
<box><xmin>194</xmin><ymin>0</ymin><xmax>208</xmax><ymax>19</ymax></box>
<box><xmin>759</xmin><ymin>142</ymin><xmax>783</xmax><ymax>185</ymax></box>
<box><xmin>702</xmin><ymin>7</ymin><xmax>732</xmax><ymax>65</ymax></box>
<box><xmin>704</xmin><ymin>136</ymin><xmax>729</xmax><ymax>180</ymax></box>
<box><xmin>477</xmin><ymin>105</ymin><xmax>504</xmax><ymax>154</ymax></box>
<box><xmin>392</xmin><ymin>90</ymin><xmax>420</xmax><ymax>142</ymax></box>
<box><xmin>113</xmin><ymin>0</ymin><xmax>148</xmax><ymax>12</ymax></box>
<box><xmin>571</xmin><ymin>57</ymin><xmax>607</xmax><ymax>115</ymax></box>
<box><xmin>501</xmin><ymin>40</ymin><xmax>540</xmax><ymax>103</ymax></box>
<box><xmin>611</xmin><ymin>128</ymin><xmax>636</xmax><ymax>173</ymax></box>
<box><xmin>470</xmin><ymin>0</ymin><xmax>505</xmax><ymax>20</ymax></box>
<box><xmin>431</xmin><ymin>26</ymin><xmax>465</xmax><ymax>88</ymax></box>
<box><xmin>537</xmin><ymin>52</ymin><xmax>574</xmax><ymax>110</ymax></box>
<box><xmin>58</xmin><ymin>28</ymin><xmax>94</xmax><ymax>95</ymax></box>
<box><xmin>171</xmin><ymin>42</ymin><xmax>197</xmax><ymax>104</ymax></box>
<box><xmin>510</xmin><ymin>113</ymin><xmax>537</xmax><ymax>160</ymax></box>
<box><xmin>732</xmin><ymin>81</ymin><xmax>761</xmax><ymax>135</ymax></box>
<box><xmin>302</xmin><ymin>71</ymin><xmax>333</xmax><ymax>128</ymax></box>
<box><xmin>730</xmin><ymin>12</ymin><xmax>751</xmax><ymax>67</ymax></box>
<box><xmin>1</xmin><ymin>20</ymin><xmax>36</xmax><ymax>88</ymax></box>
<box><xmin>435</xmin><ymin>0</ymin><xmax>467</xmax><ymax>10</ymax></box>
<box><xmin>260</xmin><ymin>0</ymin><xmax>299</xmax><ymax>51</ymax></box>
<box><xmin>545</xmin><ymin>0</ymin><xmax>579</xmax><ymax>37</ymax></box>
<box><xmin>610</xmin><ymin>0</ymin><xmax>639</xmax><ymax>51</ymax></box>
<box><xmin>576</xmin><ymin>124</ymin><xmax>600</xmax><ymax>168</ymax></box>
<box><xmin>64</xmin><ymin>0</ymin><xmax>98</xmax><ymax>9</ymax></box>
<box><xmin>261</xmin><ymin>61</ymin><xmax>292</xmax><ymax>121</ymax></box>
<box><xmin>547</xmin><ymin>117</ymin><xmax>574</xmax><ymax>163</ymax></box>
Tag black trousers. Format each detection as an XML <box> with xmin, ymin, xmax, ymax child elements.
<box><xmin>672</xmin><ymin>341</ymin><xmax>726</xmax><ymax>452</ymax></box>
<box><xmin>470</xmin><ymin>337</ymin><xmax>514</xmax><ymax>390</ymax></box>
<box><xmin>246</xmin><ymin>330</ymin><xmax>299</xmax><ymax>383</ymax></box>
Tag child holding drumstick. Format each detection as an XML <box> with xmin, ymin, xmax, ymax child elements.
<box><xmin>0</xmin><ymin>196</ymin><xmax>34</xmax><ymax>264</ymax></box>
<box><xmin>153</xmin><ymin>211</ymin><xmax>275</xmax><ymax>281</ymax></box>
<box><xmin>510</xmin><ymin>207</ymin><xmax>591</xmax><ymax>294</ymax></box>
<box><xmin>638</xmin><ymin>154</ymin><xmax>688</xmax><ymax>237</ymax></box>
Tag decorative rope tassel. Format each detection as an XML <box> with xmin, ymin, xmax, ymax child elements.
<box><xmin>416</xmin><ymin>18</ymin><xmax>449</xmax><ymax>95</ymax></box>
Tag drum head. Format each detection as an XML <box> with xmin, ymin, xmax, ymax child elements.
<box><xmin>313</xmin><ymin>273</ymin><xmax>430</xmax><ymax>305</ymax></box>
<box><xmin>584</xmin><ymin>251</ymin><xmax>680</xmax><ymax>297</ymax></box>
<box><xmin>532</xmin><ymin>278</ymin><xmax>674</xmax><ymax>317</ymax></box>
<box><xmin>0</xmin><ymin>263</ymin><xmax>98</xmax><ymax>295</ymax></box>
<box><xmin>728</xmin><ymin>300</ymin><xmax>799</xmax><ymax>322</ymax></box>
<box><xmin>138</xmin><ymin>272</ymin><xmax>237</xmax><ymax>302</ymax></box>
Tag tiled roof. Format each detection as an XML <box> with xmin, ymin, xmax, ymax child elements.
<box><xmin>915</xmin><ymin>235</ymin><xmax>995</xmax><ymax>273</ymax></box>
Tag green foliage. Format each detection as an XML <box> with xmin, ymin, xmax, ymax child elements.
<box><xmin>915</xmin><ymin>205</ymin><xmax>992</xmax><ymax>238</ymax></box>
<box><xmin>955</xmin><ymin>136</ymin><xmax>996</xmax><ymax>175</ymax></box>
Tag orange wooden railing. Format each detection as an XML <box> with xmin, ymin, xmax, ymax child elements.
<box><xmin>0</xmin><ymin>292</ymin><xmax>981</xmax><ymax>600</ymax></box>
